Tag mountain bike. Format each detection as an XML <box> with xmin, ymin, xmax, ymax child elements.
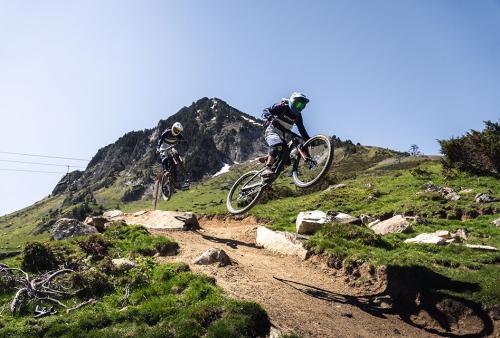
<box><xmin>153</xmin><ymin>145</ymin><xmax>189</xmax><ymax>209</ymax></box>
<box><xmin>226</xmin><ymin>132</ymin><xmax>333</xmax><ymax>214</ymax></box>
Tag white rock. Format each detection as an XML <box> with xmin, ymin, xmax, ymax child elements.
<box><xmin>475</xmin><ymin>193</ymin><xmax>496</xmax><ymax>203</ymax></box>
<box><xmin>464</xmin><ymin>244</ymin><xmax>498</xmax><ymax>252</ymax></box>
<box><xmin>121</xmin><ymin>210</ymin><xmax>198</xmax><ymax>231</ymax></box>
<box><xmin>404</xmin><ymin>233</ymin><xmax>447</xmax><ymax>245</ymax></box>
<box><xmin>112</xmin><ymin>258</ymin><xmax>136</xmax><ymax>270</ymax></box>
<box><xmin>369</xmin><ymin>215</ymin><xmax>411</xmax><ymax>235</ymax></box>
<box><xmin>296</xmin><ymin>210</ymin><xmax>329</xmax><ymax>235</ymax></box>
<box><xmin>330</xmin><ymin>212</ymin><xmax>360</xmax><ymax>224</ymax></box>
<box><xmin>492</xmin><ymin>218</ymin><xmax>500</xmax><ymax>227</ymax></box>
<box><xmin>193</xmin><ymin>248</ymin><xmax>231</xmax><ymax>266</ymax></box>
<box><xmin>103</xmin><ymin>210</ymin><xmax>124</xmax><ymax>218</ymax></box>
<box><xmin>367</xmin><ymin>219</ymin><xmax>381</xmax><ymax>227</ymax></box>
<box><xmin>360</xmin><ymin>214</ymin><xmax>376</xmax><ymax>225</ymax></box>
<box><xmin>325</xmin><ymin>184</ymin><xmax>347</xmax><ymax>191</ymax></box>
<box><xmin>257</xmin><ymin>226</ymin><xmax>309</xmax><ymax>259</ymax></box>
<box><xmin>434</xmin><ymin>230</ymin><xmax>451</xmax><ymax>239</ymax></box>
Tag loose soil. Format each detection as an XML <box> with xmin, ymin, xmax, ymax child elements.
<box><xmin>153</xmin><ymin>217</ymin><xmax>498</xmax><ymax>338</ymax></box>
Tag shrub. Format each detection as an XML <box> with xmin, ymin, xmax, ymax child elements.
<box><xmin>439</xmin><ymin>120</ymin><xmax>500</xmax><ymax>177</ymax></box>
<box><xmin>70</xmin><ymin>268</ymin><xmax>113</xmax><ymax>299</ymax></box>
<box><xmin>78</xmin><ymin>234</ymin><xmax>113</xmax><ymax>260</ymax></box>
<box><xmin>21</xmin><ymin>241</ymin><xmax>60</xmax><ymax>273</ymax></box>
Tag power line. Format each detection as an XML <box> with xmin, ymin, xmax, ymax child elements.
<box><xmin>0</xmin><ymin>151</ymin><xmax>89</xmax><ymax>162</ymax></box>
<box><xmin>0</xmin><ymin>168</ymin><xmax>66</xmax><ymax>174</ymax></box>
<box><xmin>0</xmin><ymin>159</ymin><xmax>86</xmax><ymax>168</ymax></box>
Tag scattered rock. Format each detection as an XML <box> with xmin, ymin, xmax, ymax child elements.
<box><xmin>404</xmin><ymin>233</ymin><xmax>447</xmax><ymax>245</ymax></box>
<box><xmin>492</xmin><ymin>218</ymin><xmax>500</xmax><ymax>227</ymax></box>
<box><xmin>296</xmin><ymin>210</ymin><xmax>329</xmax><ymax>234</ymax></box>
<box><xmin>422</xmin><ymin>182</ymin><xmax>460</xmax><ymax>201</ymax></box>
<box><xmin>104</xmin><ymin>220</ymin><xmax>127</xmax><ymax>229</ymax></box>
<box><xmin>475</xmin><ymin>193</ymin><xmax>496</xmax><ymax>203</ymax></box>
<box><xmin>366</xmin><ymin>195</ymin><xmax>377</xmax><ymax>202</ymax></box>
<box><xmin>51</xmin><ymin>218</ymin><xmax>98</xmax><ymax>240</ymax></box>
<box><xmin>133</xmin><ymin>210</ymin><xmax>147</xmax><ymax>216</ymax></box>
<box><xmin>121</xmin><ymin>210</ymin><xmax>199</xmax><ymax>230</ymax></box>
<box><xmin>365</xmin><ymin>183</ymin><xmax>373</xmax><ymax>188</ymax></box>
<box><xmin>256</xmin><ymin>226</ymin><xmax>309</xmax><ymax>259</ymax></box>
<box><xmin>112</xmin><ymin>258</ymin><xmax>136</xmax><ymax>271</ymax></box>
<box><xmin>84</xmin><ymin>217</ymin><xmax>108</xmax><ymax>232</ymax></box>
<box><xmin>367</xmin><ymin>219</ymin><xmax>381</xmax><ymax>228</ymax></box>
<box><xmin>434</xmin><ymin>230</ymin><xmax>451</xmax><ymax>239</ymax></box>
<box><xmin>328</xmin><ymin>211</ymin><xmax>361</xmax><ymax>225</ymax></box>
<box><xmin>103</xmin><ymin>210</ymin><xmax>124</xmax><ymax>219</ymax></box>
<box><xmin>360</xmin><ymin>214</ymin><xmax>376</xmax><ymax>225</ymax></box>
<box><xmin>369</xmin><ymin>215</ymin><xmax>411</xmax><ymax>235</ymax></box>
<box><xmin>325</xmin><ymin>184</ymin><xmax>347</xmax><ymax>191</ymax></box>
<box><xmin>193</xmin><ymin>248</ymin><xmax>232</xmax><ymax>266</ymax></box>
<box><xmin>454</xmin><ymin>228</ymin><xmax>468</xmax><ymax>241</ymax></box>
<box><xmin>464</xmin><ymin>244</ymin><xmax>498</xmax><ymax>252</ymax></box>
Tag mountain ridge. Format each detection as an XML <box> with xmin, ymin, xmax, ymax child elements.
<box><xmin>52</xmin><ymin>97</ymin><xmax>267</xmax><ymax>196</ymax></box>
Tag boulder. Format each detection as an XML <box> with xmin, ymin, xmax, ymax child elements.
<box><xmin>256</xmin><ymin>226</ymin><xmax>309</xmax><ymax>259</ymax></box>
<box><xmin>367</xmin><ymin>219</ymin><xmax>381</xmax><ymax>228</ymax></box>
<box><xmin>103</xmin><ymin>210</ymin><xmax>124</xmax><ymax>219</ymax></box>
<box><xmin>492</xmin><ymin>218</ymin><xmax>500</xmax><ymax>227</ymax></box>
<box><xmin>369</xmin><ymin>215</ymin><xmax>411</xmax><ymax>235</ymax></box>
<box><xmin>112</xmin><ymin>258</ymin><xmax>136</xmax><ymax>271</ymax></box>
<box><xmin>360</xmin><ymin>214</ymin><xmax>376</xmax><ymax>225</ymax></box>
<box><xmin>84</xmin><ymin>217</ymin><xmax>108</xmax><ymax>232</ymax></box>
<box><xmin>296</xmin><ymin>210</ymin><xmax>329</xmax><ymax>234</ymax></box>
<box><xmin>121</xmin><ymin>210</ymin><xmax>198</xmax><ymax>231</ymax></box>
<box><xmin>464</xmin><ymin>244</ymin><xmax>498</xmax><ymax>252</ymax></box>
<box><xmin>329</xmin><ymin>212</ymin><xmax>361</xmax><ymax>225</ymax></box>
<box><xmin>434</xmin><ymin>230</ymin><xmax>451</xmax><ymax>239</ymax></box>
<box><xmin>475</xmin><ymin>193</ymin><xmax>496</xmax><ymax>203</ymax></box>
<box><xmin>453</xmin><ymin>228</ymin><xmax>468</xmax><ymax>241</ymax></box>
<box><xmin>51</xmin><ymin>218</ymin><xmax>98</xmax><ymax>240</ymax></box>
<box><xmin>133</xmin><ymin>210</ymin><xmax>147</xmax><ymax>216</ymax></box>
<box><xmin>193</xmin><ymin>248</ymin><xmax>231</xmax><ymax>266</ymax></box>
<box><xmin>404</xmin><ymin>233</ymin><xmax>447</xmax><ymax>245</ymax></box>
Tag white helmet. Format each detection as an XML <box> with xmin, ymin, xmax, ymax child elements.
<box><xmin>172</xmin><ymin>122</ymin><xmax>184</xmax><ymax>136</ymax></box>
<box><xmin>290</xmin><ymin>92</ymin><xmax>309</xmax><ymax>104</ymax></box>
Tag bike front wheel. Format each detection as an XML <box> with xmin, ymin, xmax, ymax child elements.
<box><xmin>292</xmin><ymin>134</ymin><xmax>334</xmax><ymax>188</ymax></box>
<box><xmin>161</xmin><ymin>172</ymin><xmax>173</xmax><ymax>201</ymax></box>
<box><xmin>227</xmin><ymin>170</ymin><xmax>264</xmax><ymax>214</ymax></box>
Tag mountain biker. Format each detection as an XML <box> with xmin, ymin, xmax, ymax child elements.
<box><xmin>156</xmin><ymin>122</ymin><xmax>184</xmax><ymax>184</ymax></box>
<box><xmin>261</xmin><ymin>92</ymin><xmax>310</xmax><ymax>178</ymax></box>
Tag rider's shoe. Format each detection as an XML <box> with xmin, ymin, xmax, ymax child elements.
<box><xmin>261</xmin><ymin>167</ymin><xmax>275</xmax><ymax>181</ymax></box>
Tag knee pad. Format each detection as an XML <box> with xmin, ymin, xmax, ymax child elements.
<box><xmin>269</xmin><ymin>143</ymin><xmax>285</xmax><ymax>158</ymax></box>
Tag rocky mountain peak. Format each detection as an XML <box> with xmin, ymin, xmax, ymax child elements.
<box><xmin>52</xmin><ymin>98</ymin><xmax>267</xmax><ymax>196</ymax></box>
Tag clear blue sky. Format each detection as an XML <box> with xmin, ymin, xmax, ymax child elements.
<box><xmin>1</xmin><ymin>0</ymin><xmax>499</xmax><ymax>215</ymax></box>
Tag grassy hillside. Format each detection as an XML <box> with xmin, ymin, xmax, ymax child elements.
<box><xmin>0</xmin><ymin>224</ymin><xmax>269</xmax><ymax>337</ymax></box>
<box><xmin>2</xmin><ymin>145</ymin><xmax>499</xmax><ymax>308</ymax></box>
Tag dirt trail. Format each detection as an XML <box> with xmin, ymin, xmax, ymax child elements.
<box><xmin>153</xmin><ymin>218</ymin><xmax>488</xmax><ymax>338</ymax></box>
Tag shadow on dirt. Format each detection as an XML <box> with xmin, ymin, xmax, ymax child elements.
<box><xmin>193</xmin><ymin>230</ymin><xmax>260</xmax><ymax>250</ymax></box>
<box><xmin>275</xmin><ymin>265</ymin><xmax>494</xmax><ymax>337</ymax></box>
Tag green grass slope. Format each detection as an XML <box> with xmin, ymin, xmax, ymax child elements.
<box><xmin>2</xmin><ymin>145</ymin><xmax>499</xmax><ymax>308</ymax></box>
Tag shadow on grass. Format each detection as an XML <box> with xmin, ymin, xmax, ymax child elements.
<box><xmin>275</xmin><ymin>265</ymin><xmax>494</xmax><ymax>338</ymax></box>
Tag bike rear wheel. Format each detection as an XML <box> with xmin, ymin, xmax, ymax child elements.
<box><xmin>292</xmin><ymin>134</ymin><xmax>333</xmax><ymax>188</ymax></box>
<box><xmin>161</xmin><ymin>172</ymin><xmax>173</xmax><ymax>201</ymax></box>
<box><xmin>227</xmin><ymin>170</ymin><xmax>264</xmax><ymax>214</ymax></box>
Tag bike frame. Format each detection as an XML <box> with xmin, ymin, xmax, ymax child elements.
<box><xmin>240</xmin><ymin>132</ymin><xmax>307</xmax><ymax>193</ymax></box>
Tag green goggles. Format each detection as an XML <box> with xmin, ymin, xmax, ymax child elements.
<box><xmin>293</xmin><ymin>100</ymin><xmax>306</xmax><ymax>111</ymax></box>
